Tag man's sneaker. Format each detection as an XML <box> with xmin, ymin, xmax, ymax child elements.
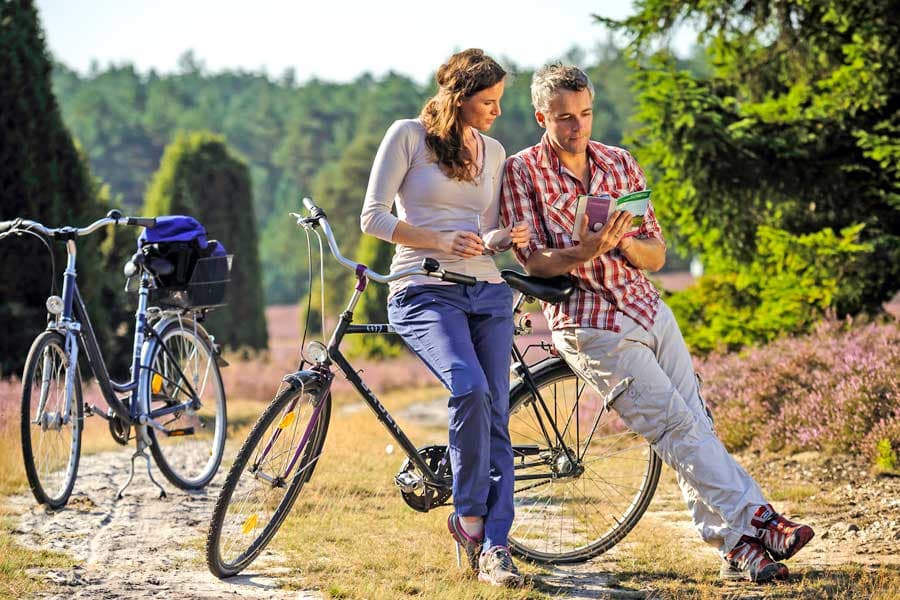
<box><xmin>721</xmin><ymin>535</ymin><xmax>789</xmax><ymax>583</ymax></box>
<box><xmin>751</xmin><ymin>504</ymin><xmax>815</xmax><ymax>561</ymax></box>
<box><xmin>447</xmin><ymin>513</ymin><xmax>482</xmax><ymax>572</ymax></box>
<box><xmin>478</xmin><ymin>546</ymin><xmax>524</xmax><ymax>587</ymax></box>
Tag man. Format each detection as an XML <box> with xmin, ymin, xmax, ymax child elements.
<box><xmin>500</xmin><ymin>63</ymin><xmax>814</xmax><ymax>583</ymax></box>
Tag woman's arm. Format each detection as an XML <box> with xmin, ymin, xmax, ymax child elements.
<box><xmin>480</xmin><ymin>140</ymin><xmax>529</xmax><ymax>253</ymax></box>
<box><xmin>360</xmin><ymin>121</ymin><xmax>484</xmax><ymax>258</ymax></box>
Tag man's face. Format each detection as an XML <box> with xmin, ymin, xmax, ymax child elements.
<box><xmin>536</xmin><ymin>88</ymin><xmax>593</xmax><ymax>156</ymax></box>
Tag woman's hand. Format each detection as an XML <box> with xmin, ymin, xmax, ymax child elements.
<box><xmin>439</xmin><ymin>230</ymin><xmax>484</xmax><ymax>258</ymax></box>
<box><xmin>508</xmin><ymin>221</ymin><xmax>530</xmax><ymax>248</ymax></box>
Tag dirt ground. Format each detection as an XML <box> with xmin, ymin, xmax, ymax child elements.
<box><xmin>4</xmin><ymin>447</ymin><xmax>320</xmax><ymax>599</ymax></box>
<box><xmin>4</xmin><ymin>414</ymin><xmax>898</xmax><ymax>599</ymax></box>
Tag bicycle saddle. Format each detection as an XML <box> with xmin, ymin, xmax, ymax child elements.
<box><xmin>123</xmin><ymin>251</ymin><xmax>175</xmax><ymax>278</ymax></box>
<box><xmin>501</xmin><ymin>270</ymin><xmax>575</xmax><ymax>304</ymax></box>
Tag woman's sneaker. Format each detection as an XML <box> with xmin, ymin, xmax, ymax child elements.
<box><xmin>721</xmin><ymin>535</ymin><xmax>789</xmax><ymax>583</ymax></box>
<box><xmin>478</xmin><ymin>546</ymin><xmax>524</xmax><ymax>587</ymax></box>
<box><xmin>447</xmin><ymin>513</ymin><xmax>483</xmax><ymax>572</ymax></box>
<box><xmin>751</xmin><ymin>504</ymin><xmax>815</xmax><ymax>561</ymax></box>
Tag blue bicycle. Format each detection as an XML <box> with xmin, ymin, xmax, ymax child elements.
<box><xmin>0</xmin><ymin>211</ymin><xmax>229</xmax><ymax>507</ymax></box>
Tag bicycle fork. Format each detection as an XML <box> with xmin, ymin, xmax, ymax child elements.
<box><xmin>33</xmin><ymin>330</ymin><xmax>80</xmax><ymax>431</ymax></box>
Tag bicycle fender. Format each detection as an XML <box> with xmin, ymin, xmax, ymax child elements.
<box><xmin>509</xmin><ymin>356</ymin><xmax>570</xmax><ymax>400</ymax></box>
<box><xmin>282</xmin><ymin>369</ymin><xmax>330</xmax><ymax>393</ymax></box>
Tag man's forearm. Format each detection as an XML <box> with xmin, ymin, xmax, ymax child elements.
<box><xmin>619</xmin><ymin>236</ymin><xmax>666</xmax><ymax>271</ymax></box>
<box><xmin>523</xmin><ymin>246</ymin><xmax>589</xmax><ymax>278</ymax></box>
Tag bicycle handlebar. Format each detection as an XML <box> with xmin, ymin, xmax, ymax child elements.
<box><xmin>0</xmin><ymin>211</ymin><xmax>157</xmax><ymax>239</ymax></box>
<box><xmin>294</xmin><ymin>197</ymin><xmax>476</xmax><ymax>287</ymax></box>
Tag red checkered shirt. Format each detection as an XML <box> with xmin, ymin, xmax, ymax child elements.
<box><xmin>500</xmin><ymin>134</ymin><xmax>663</xmax><ymax>332</ymax></box>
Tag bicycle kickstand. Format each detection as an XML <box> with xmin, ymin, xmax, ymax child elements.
<box><xmin>116</xmin><ymin>447</ymin><xmax>168</xmax><ymax>500</ymax></box>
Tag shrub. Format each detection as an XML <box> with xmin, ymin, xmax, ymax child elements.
<box><xmin>873</xmin><ymin>439</ymin><xmax>898</xmax><ymax>473</ymax></box>
<box><xmin>696</xmin><ymin>319</ymin><xmax>899</xmax><ymax>459</ymax></box>
<box><xmin>669</xmin><ymin>224</ymin><xmax>871</xmax><ymax>354</ymax></box>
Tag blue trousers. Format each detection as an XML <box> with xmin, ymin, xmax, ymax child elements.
<box><xmin>388</xmin><ymin>282</ymin><xmax>515</xmax><ymax>549</ymax></box>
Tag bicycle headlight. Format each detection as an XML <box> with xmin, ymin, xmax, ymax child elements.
<box><xmin>307</xmin><ymin>341</ymin><xmax>328</xmax><ymax>364</ymax></box>
<box><xmin>46</xmin><ymin>295</ymin><xmax>64</xmax><ymax>315</ymax></box>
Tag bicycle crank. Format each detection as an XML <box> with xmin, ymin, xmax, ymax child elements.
<box><xmin>395</xmin><ymin>444</ymin><xmax>453</xmax><ymax>513</ymax></box>
<box><xmin>108</xmin><ymin>414</ymin><xmax>131</xmax><ymax>446</ymax></box>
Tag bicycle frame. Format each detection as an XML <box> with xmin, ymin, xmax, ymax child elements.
<box><xmin>284</xmin><ymin>284</ymin><xmax>586</xmax><ymax>491</ymax></box>
<box><xmin>43</xmin><ymin>237</ymin><xmax>206</xmax><ymax>439</ymax></box>
<box><xmin>263</xmin><ymin>198</ymin><xmax>608</xmax><ymax>495</ymax></box>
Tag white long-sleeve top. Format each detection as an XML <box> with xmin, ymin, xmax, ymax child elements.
<box><xmin>360</xmin><ymin>119</ymin><xmax>509</xmax><ymax>296</ymax></box>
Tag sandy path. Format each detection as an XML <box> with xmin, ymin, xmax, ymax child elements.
<box><xmin>6</xmin><ymin>447</ymin><xmax>320</xmax><ymax>599</ymax></box>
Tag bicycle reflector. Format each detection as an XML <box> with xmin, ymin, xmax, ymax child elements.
<box><xmin>151</xmin><ymin>373</ymin><xmax>164</xmax><ymax>394</ymax></box>
<box><xmin>242</xmin><ymin>514</ymin><xmax>258</xmax><ymax>534</ymax></box>
<box><xmin>45</xmin><ymin>295</ymin><xmax>63</xmax><ymax>315</ymax></box>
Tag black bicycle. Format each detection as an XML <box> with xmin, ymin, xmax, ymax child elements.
<box><xmin>205</xmin><ymin>198</ymin><xmax>661</xmax><ymax>577</ymax></box>
<box><xmin>0</xmin><ymin>211</ymin><xmax>229</xmax><ymax>507</ymax></box>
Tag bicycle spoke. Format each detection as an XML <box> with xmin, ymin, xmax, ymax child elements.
<box><xmin>508</xmin><ymin>364</ymin><xmax>661</xmax><ymax>561</ymax></box>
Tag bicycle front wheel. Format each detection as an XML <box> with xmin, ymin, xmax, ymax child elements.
<box><xmin>508</xmin><ymin>359</ymin><xmax>662</xmax><ymax>563</ymax></box>
<box><xmin>20</xmin><ymin>331</ymin><xmax>83</xmax><ymax>508</ymax></box>
<box><xmin>206</xmin><ymin>377</ymin><xmax>331</xmax><ymax>578</ymax></box>
<box><xmin>146</xmin><ymin>317</ymin><xmax>226</xmax><ymax>490</ymax></box>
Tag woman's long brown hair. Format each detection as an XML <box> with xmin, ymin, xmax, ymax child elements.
<box><xmin>420</xmin><ymin>49</ymin><xmax>506</xmax><ymax>182</ymax></box>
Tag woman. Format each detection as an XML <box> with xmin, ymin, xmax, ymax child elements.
<box><xmin>360</xmin><ymin>48</ymin><xmax>528</xmax><ymax>587</ymax></box>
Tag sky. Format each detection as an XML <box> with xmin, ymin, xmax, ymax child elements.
<box><xmin>35</xmin><ymin>0</ymin><xmax>697</xmax><ymax>84</ymax></box>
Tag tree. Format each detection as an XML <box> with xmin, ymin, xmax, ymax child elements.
<box><xmin>0</xmin><ymin>0</ymin><xmax>130</xmax><ymax>377</ymax></box>
<box><xmin>144</xmin><ymin>132</ymin><xmax>268</xmax><ymax>351</ymax></box>
<box><xmin>601</xmin><ymin>0</ymin><xmax>900</xmax><ymax>349</ymax></box>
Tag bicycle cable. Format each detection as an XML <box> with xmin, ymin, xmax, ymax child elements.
<box><xmin>0</xmin><ymin>224</ymin><xmax>59</xmax><ymax>298</ymax></box>
<box><xmin>295</xmin><ymin>219</ymin><xmax>326</xmax><ymax>369</ymax></box>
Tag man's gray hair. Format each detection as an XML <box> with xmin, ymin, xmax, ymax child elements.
<box><xmin>531</xmin><ymin>63</ymin><xmax>595</xmax><ymax>112</ymax></box>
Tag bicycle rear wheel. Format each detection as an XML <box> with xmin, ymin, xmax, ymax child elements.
<box><xmin>20</xmin><ymin>331</ymin><xmax>83</xmax><ymax>508</ymax></box>
<box><xmin>206</xmin><ymin>377</ymin><xmax>331</xmax><ymax>578</ymax></box>
<box><xmin>507</xmin><ymin>359</ymin><xmax>662</xmax><ymax>563</ymax></box>
<box><xmin>146</xmin><ymin>317</ymin><xmax>226</xmax><ymax>490</ymax></box>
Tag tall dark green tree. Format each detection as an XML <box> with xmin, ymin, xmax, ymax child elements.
<box><xmin>601</xmin><ymin>0</ymin><xmax>899</xmax><ymax>350</ymax></box>
<box><xmin>0</xmin><ymin>0</ymin><xmax>130</xmax><ymax>377</ymax></box>
<box><xmin>144</xmin><ymin>132</ymin><xmax>268</xmax><ymax>351</ymax></box>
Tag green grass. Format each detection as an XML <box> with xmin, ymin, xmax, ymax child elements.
<box><xmin>240</xmin><ymin>386</ymin><xmax>554</xmax><ymax>599</ymax></box>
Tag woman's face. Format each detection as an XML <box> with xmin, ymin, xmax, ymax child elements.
<box><xmin>457</xmin><ymin>80</ymin><xmax>505</xmax><ymax>132</ymax></box>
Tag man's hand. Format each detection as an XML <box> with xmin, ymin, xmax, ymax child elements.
<box><xmin>575</xmin><ymin>210</ymin><xmax>633</xmax><ymax>262</ymax></box>
<box><xmin>439</xmin><ymin>230</ymin><xmax>484</xmax><ymax>257</ymax></box>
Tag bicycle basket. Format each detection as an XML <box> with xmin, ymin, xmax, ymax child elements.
<box><xmin>146</xmin><ymin>245</ymin><xmax>232</xmax><ymax>310</ymax></box>
<box><xmin>137</xmin><ymin>216</ymin><xmax>232</xmax><ymax>310</ymax></box>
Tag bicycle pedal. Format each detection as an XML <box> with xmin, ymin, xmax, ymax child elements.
<box><xmin>164</xmin><ymin>427</ymin><xmax>195</xmax><ymax>437</ymax></box>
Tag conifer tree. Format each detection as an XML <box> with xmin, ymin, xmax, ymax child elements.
<box><xmin>144</xmin><ymin>132</ymin><xmax>268</xmax><ymax>351</ymax></box>
<box><xmin>0</xmin><ymin>0</ymin><xmax>129</xmax><ymax>376</ymax></box>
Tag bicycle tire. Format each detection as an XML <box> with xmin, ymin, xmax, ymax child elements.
<box><xmin>146</xmin><ymin>317</ymin><xmax>227</xmax><ymax>490</ymax></box>
<box><xmin>20</xmin><ymin>331</ymin><xmax>83</xmax><ymax>508</ymax></box>
<box><xmin>206</xmin><ymin>376</ymin><xmax>331</xmax><ymax>578</ymax></box>
<box><xmin>507</xmin><ymin>359</ymin><xmax>662</xmax><ymax>563</ymax></box>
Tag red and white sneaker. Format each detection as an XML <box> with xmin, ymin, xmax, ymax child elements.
<box><xmin>752</xmin><ymin>504</ymin><xmax>815</xmax><ymax>561</ymax></box>
<box><xmin>721</xmin><ymin>535</ymin><xmax>789</xmax><ymax>582</ymax></box>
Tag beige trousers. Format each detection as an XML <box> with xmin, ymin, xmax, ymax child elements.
<box><xmin>551</xmin><ymin>301</ymin><xmax>766</xmax><ymax>555</ymax></box>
